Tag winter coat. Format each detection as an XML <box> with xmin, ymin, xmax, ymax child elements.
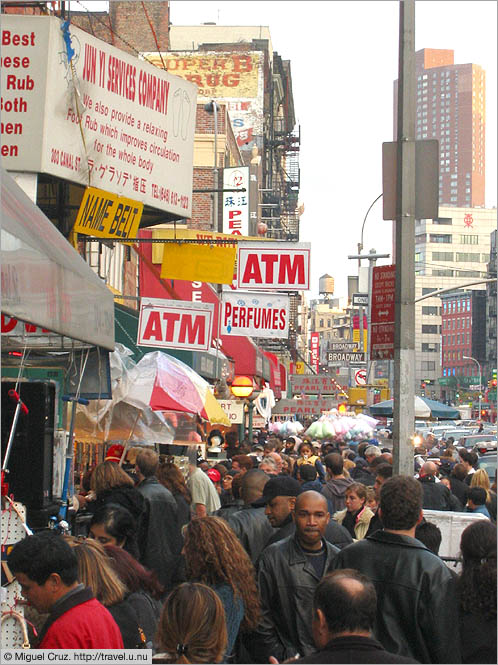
<box><xmin>331</xmin><ymin>530</ymin><xmax>461</xmax><ymax>664</ymax></box>
<box><xmin>293</xmin><ymin>455</ymin><xmax>325</xmax><ymax>482</ymax></box>
<box><xmin>228</xmin><ymin>505</ymin><xmax>275</xmax><ymax>564</ymax></box>
<box><xmin>38</xmin><ymin>587</ymin><xmax>123</xmax><ymax>649</ymax></box>
<box><xmin>263</xmin><ymin>514</ymin><xmax>353</xmax><ymax>551</ymax></box>
<box><xmin>213</xmin><ymin>583</ymin><xmax>244</xmax><ymax>663</ymax></box>
<box><xmin>294</xmin><ymin>635</ymin><xmax>419</xmax><ymax>663</ymax></box>
<box><xmin>450</xmin><ymin>476</ymin><xmax>469</xmax><ymax>506</ymax></box>
<box><xmin>137</xmin><ymin>476</ymin><xmax>182</xmax><ymax>590</ymax></box>
<box><xmin>321</xmin><ymin>476</ymin><xmax>354</xmax><ymax>514</ymax></box>
<box><xmin>254</xmin><ymin>534</ymin><xmax>339</xmax><ymax>662</ymax></box>
<box><xmin>300</xmin><ymin>478</ymin><xmax>324</xmax><ymax>493</ymax></box>
<box><xmin>418</xmin><ymin>476</ymin><xmax>452</xmax><ymax>511</ymax></box>
<box><xmin>333</xmin><ymin>506</ymin><xmax>375</xmax><ymax>541</ymax></box>
<box><xmin>108</xmin><ymin>595</ymin><xmax>148</xmax><ymax>649</ymax></box>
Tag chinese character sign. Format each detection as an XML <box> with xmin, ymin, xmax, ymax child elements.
<box><xmin>223</xmin><ymin>167</ymin><xmax>249</xmax><ymax>236</ymax></box>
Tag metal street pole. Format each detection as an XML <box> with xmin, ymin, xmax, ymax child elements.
<box><xmin>463</xmin><ymin>355</ymin><xmax>482</xmax><ymax>417</ymax></box>
<box><xmin>393</xmin><ymin>0</ymin><xmax>416</xmax><ymax>477</ymax></box>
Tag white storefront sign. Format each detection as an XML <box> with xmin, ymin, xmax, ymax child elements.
<box><xmin>236</xmin><ymin>242</ymin><xmax>311</xmax><ymax>291</ymax></box>
<box><xmin>217</xmin><ymin>400</ymin><xmax>244</xmax><ymax>424</ymax></box>
<box><xmin>138</xmin><ymin>298</ymin><xmax>214</xmax><ymax>352</ymax></box>
<box><xmin>1</xmin><ymin>16</ymin><xmax>196</xmax><ymax>217</ymax></box>
<box><xmin>222</xmin><ymin>166</ymin><xmax>249</xmax><ymax>236</ymax></box>
<box><xmin>221</xmin><ymin>292</ymin><xmax>289</xmax><ymax>339</ymax></box>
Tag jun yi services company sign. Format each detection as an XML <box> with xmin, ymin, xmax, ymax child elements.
<box><xmin>1</xmin><ymin>16</ymin><xmax>196</xmax><ymax>217</ymax></box>
<box><xmin>236</xmin><ymin>242</ymin><xmax>311</xmax><ymax>291</ymax></box>
<box><xmin>138</xmin><ymin>298</ymin><xmax>214</xmax><ymax>352</ymax></box>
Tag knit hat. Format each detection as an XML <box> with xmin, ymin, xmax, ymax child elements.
<box><xmin>105</xmin><ymin>444</ymin><xmax>124</xmax><ymax>463</ymax></box>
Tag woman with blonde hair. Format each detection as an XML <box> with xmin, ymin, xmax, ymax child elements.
<box><xmin>65</xmin><ymin>537</ymin><xmax>147</xmax><ymax>649</ymax></box>
<box><xmin>471</xmin><ymin>468</ymin><xmax>497</xmax><ymax>522</ymax></box>
<box><xmin>154</xmin><ymin>583</ymin><xmax>227</xmax><ymax>664</ymax></box>
<box><xmin>182</xmin><ymin>516</ymin><xmax>260</xmax><ymax>662</ymax></box>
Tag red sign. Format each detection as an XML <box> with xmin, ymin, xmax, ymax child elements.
<box><xmin>137</xmin><ymin>298</ymin><xmax>214</xmax><ymax>352</ymax></box>
<box><xmin>310</xmin><ymin>332</ymin><xmax>320</xmax><ymax>374</ymax></box>
<box><xmin>236</xmin><ymin>242</ymin><xmax>311</xmax><ymax>291</ymax></box>
<box><xmin>290</xmin><ymin>374</ymin><xmax>340</xmax><ymax>395</ymax></box>
<box><xmin>370</xmin><ymin>265</ymin><xmax>396</xmax><ymax>360</ymax></box>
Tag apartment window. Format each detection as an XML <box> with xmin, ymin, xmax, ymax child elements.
<box><xmin>433</xmin><ymin>269</ymin><xmax>453</xmax><ymax>276</ymax></box>
<box><xmin>421</xmin><ymin>361</ymin><xmax>436</xmax><ymax>371</ymax></box>
<box><xmin>432</xmin><ymin>252</ymin><xmax>454</xmax><ymax>261</ymax></box>
<box><xmin>319</xmin><ymin>319</ymin><xmax>324</xmax><ymax>327</ymax></box>
<box><xmin>327</xmin><ymin>320</ymin><xmax>331</xmax><ymax>328</ymax></box>
<box><xmin>481</xmin><ymin>254</ymin><xmax>490</xmax><ymax>263</ymax></box>
<box><xmin>422</xmin><ymin>288</ymin><xmax>434</xmax><ymax>295</ymax></box>
<box><xmin>456</xmin><ymin>253</ymin><xmax>479</xmax><ymax>262</ymax></box>
<box><xmin>422</xmin><ymin>325</ymin><xmax>439</xmax><ymax>334</ymax></box>
<box><xmin>422</xmin><ymin>306</ymin><xmax>439</xmax><ymax>316</ymax></box>
<box><xmin>422</xmin><ymin>343</ymin><xmax>440</xmax><ymax>352</ymax></box>
<box><xmin>430</xmin><ymin>234</ymin><xmax>452</xmax><ymax>243</ymax></box>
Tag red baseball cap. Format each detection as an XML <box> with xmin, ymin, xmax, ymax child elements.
<box><xmin>207</xmin><ymin>468</ymin><xmax>221</xmax><ymax>483</ymax></box>
<box><xmin>105</xmin><ymin>444</ymin><xmax>124</xmax><ymax>463</ymax></box>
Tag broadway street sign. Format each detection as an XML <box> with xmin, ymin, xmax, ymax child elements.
<box><xmin>327</xmin><ymin>351</ymin><xmax>366</xmax><ymax>365</ymax></box>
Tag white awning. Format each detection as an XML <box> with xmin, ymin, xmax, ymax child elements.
<box><xmin>1</xmin><ymin>168</ymin><xmax>114</xmax><ymax>350</ymax></box>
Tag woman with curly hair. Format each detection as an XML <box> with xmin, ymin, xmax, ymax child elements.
<box><xmin>154</xmin><ymin>583</ymin><xmax>226</xmax><ymax>664</ymax></box>
<box><xmin>157</xmin><ymin>461</ymin><xmax>191</xmax><ymax>531</ymax></box>
<box><xmin>182</xmin><ymin>516</ymin><xmax>261</xmax><ymax>663</ymax></box>
<box><xmin>457</xmin><ymin>520</ymin><xmax>497</xmax><ymax>663</ymax></box>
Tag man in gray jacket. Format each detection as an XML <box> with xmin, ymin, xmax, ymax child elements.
<box><xmin>254</xmin><ymin>491</ymin><xmax>339</xmax><ymax>662</ymax></box>
<box><xmin>321</xmin><ymin>453</ymin><xmax>354</xmax><ymax>515</ymax></box>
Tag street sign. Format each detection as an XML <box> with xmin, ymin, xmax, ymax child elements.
<box><xmin>290</xmin><ymin>374</ymin><xmax>340</xmax><ymax>395</ymax></box>
<box><xmin>352</xmin><ymin>293</ymin><xmax>369</xmax><ymax>307</ymax></box>
<box><xmin>370</xmin><ymin>265</ymin><xmax>395</xmax><ymax>360</ymax></box>
<box><xmin>327</xmin><ymin>351</ymin><xmax>366</xmax><ymax>365</ymax></box>
<box><xmin>355</xmin><ymin>369</ymin><xmax>367</xmax><ymax>386</ymax></box>
<box><xmin>330</xmin><ymin>341</ymin><xmax>358</xmax><ymax>352</ymax></box>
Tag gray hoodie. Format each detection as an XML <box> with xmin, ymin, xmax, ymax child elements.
<box><xmin>322</xmin><ymin>476</ymin><xmax>355</xmax><ymax>514</ymax></box>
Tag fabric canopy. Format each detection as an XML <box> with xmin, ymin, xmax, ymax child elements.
<box><xmin>369</xmin><ymin>396</ymin><xmax>460</xmax><ymax>419</ymax></box>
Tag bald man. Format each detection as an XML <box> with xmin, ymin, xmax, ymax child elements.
<box><xmin>227</xmin><ymin>469</ymin><xmax>274</xmax><ymax>564</ymax></box>
<box><xmin>418</xmin><ymin>461</ymin><xmax>452</xmax><ymax>511</ymax></box>
<box><xmin>253</xmin><ymin>491</ymin><xmax>339</xmax><ymax>662</ymax></box>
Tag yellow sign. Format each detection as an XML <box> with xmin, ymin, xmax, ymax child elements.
<box><xmin>146</xmin><ymin>52</ymin><xmax>260</xmax><ymax>99</ymax></box>
<box><xmin>352</xmin><ymin>329</ymin><xmax>368</xmax><ymax>351</ymax></box>
<box><xmin>160</xmin><ymin>242</ymin><xmax>236</xmax><ymax>285</ymax></box>
<box><xmin>349</xmin><ymin>387</ymin><xmax>367</xmax><ymax>406</ymax></box>
<box><xmin>73</xmin><ymin>187</ymin><xmax>143</xmax><ymax>243</ymax></box>
<box><xmin>295</xmin><ymin>361</ymin><xmax>305</xmax><ymax>375</ymax></box>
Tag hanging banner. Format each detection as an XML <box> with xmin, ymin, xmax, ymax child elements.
<box><xmin>138</xmin><ymin>298</ymin><xmax>214</xmax><ymax>351</ymax></box>
<box><xmin>160</xmin><ymin>242</ymin><xmax>236</xmax><ymax>284</ymax></box>
<box><xmin>73</xmin><ymin>186</ymin><xmax>143</xmax><ymax>241</ymax></box>
<box><xmin>223</xmin><ymin>166</ymin><xmax>249</xmax><ymax>236</ymax></box>
<box><xmin>310</xmin><ymin>332</ymin><xmax>320</xmax><ymax>374</ymax></box>
<box><xmin>221</xmin><ymin>292</ymin><xmax>289</xmax><ymax>339</ymax></box>
<box><xmin>236</xmin><ymin>242</ymin><xmax>311</xmax><ymax>290</ymax></box>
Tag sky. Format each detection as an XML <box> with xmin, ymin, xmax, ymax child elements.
<box><xmin>76</xmin><ymin>1</ymin><xmax>497</xmax><ymax>299</ymax></box>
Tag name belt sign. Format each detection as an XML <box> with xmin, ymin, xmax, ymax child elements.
<box><xmin>73</xmin><ymin>187</ymin><xmax>143</xmax><ymax>241</ymax></box>
<box><xmin>236</xmin><ymin>242</ymin><xmax>311</xmax><ymax>291</ymax></box>
<box><xmin>327</xmin><ymin>351</ymin><xmax>366</xmax><ymax>365</ymax></box>
<box><xmin>290</xmin><ymin>375</ymin><xmax>339</xmax><ymax>395</ymax></box>
<box><xmin>138</xmin><ymin>297</ymin><xmax>214</xmax><ymax>351</ymax></box>
<box><xmin>221</xmin><ymin>292</ymin><xmax>289</xmax><ymax>339</ymax></box>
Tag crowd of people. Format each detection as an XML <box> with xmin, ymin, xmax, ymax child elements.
<box><xmin>7</xmin><ymin>427</ymin><xmax>497</xmax><ymax>664</ymax></box>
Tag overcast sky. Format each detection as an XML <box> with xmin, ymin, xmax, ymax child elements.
<box><xmin>78</xmin><ymin>1</ymin><xmax>497</xmax><ymax>299</ymax></box>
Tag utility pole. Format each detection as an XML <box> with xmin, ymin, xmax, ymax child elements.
<box><xmin>393</xmin><ymin>0</ymin><xmax>416</xmax><ymax>476</ymax></box>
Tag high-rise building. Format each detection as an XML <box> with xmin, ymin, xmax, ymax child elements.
<box><xmin>394</xmin><ymin>48</ymin><xmax>485</xmax><ymax>207</ymax></box>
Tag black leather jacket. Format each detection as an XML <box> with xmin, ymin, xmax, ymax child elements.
<box><xmin>331</xmin><ymin>530</ymin><xmax>461</xmax><ymax>664</ymax></box>
<box><xmin>227</xmin><ymin>505</ymin><xmax>275</xmax><ymax>564</ymax></box>
<box><xmin>137</xmin><ymin>477</ymin><xmax>181</xmax><ymax>590</ymax></box>
<box><xmin>419</xmin><ymin>476</ymin><xmax>452</xmax><ymax>511</ymax></box>
<box><xmin>254</xmin><ymin>534</ymin><xmax>339</xmax><ymax>662</ymax></box>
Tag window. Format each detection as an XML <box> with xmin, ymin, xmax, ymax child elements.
<box><xmin>433</xmin><ymin>217</ymin><xmax>452</xmax><ymax>225</ymax></box>
<box><xmin>461</xmin><ymin>235</ymin><xmax>478</xmax><ymax>245</ymax></box>
<box><xmin>319</xmin><ymin>319</ymin><xmax>324</xmax><ymax>327</ymax></box>
<box><xmin>456</xmin><ymin>253</ymin><xmax>479</xmax><ymax>262</ymax></box>
<box><xmin>422</xmin><ymin>343</ymin><xmax>440</xmax><ymax>352</ymax></box>
<box><xmin>327</xmin><ymin>320</ymin><xmax>331</xmax><ymax>328</ymax></box>
<box><xmin>432</xmin><ymin>252</ymin><xmax>454</xmax><ymax>261</ymax></box>
<box><xmin>422</xmin><ymin>287</ymin><xmax>434</xmax><ymax>295</ymax></box>
<box><xmin>433</xmin><ymin>270</ymin><xmax>454</xmax><ymax>277</ymax></box>
<box><xmin>422</xmin><ymin>306</ymin><xmax>439</xmax><ymax>315</ymax></box>
<box><xmin>422</xmin><ymin>325</ymin><xmax>439</xmax><ymax>334</ymax></box>
<box><xmin>430</xmin><ymin>234</ymin><xmax>452</xmax><ymax>243</ymax></box>
<box><xmin>421</xmin><ymin>361</ymin><xmax>436</xmax><ymax>371</ymax></box>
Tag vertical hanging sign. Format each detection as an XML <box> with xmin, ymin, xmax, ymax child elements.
<box><xmin>223</xmin><ymin>167</ymin><xmax>249</xmax><ymax>236</ymax></box>
<box><xmin>310</xmin><ymin>332</ymin><xmax>320</xmax><ymax>374</ymax></box>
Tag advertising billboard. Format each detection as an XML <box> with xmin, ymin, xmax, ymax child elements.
<box><xmin>221</xmin><ymin>292</ymin><xmax>290</xmax><ymax>339</ymax></box>
<box><xmin>1</xmin><ymin>16</ymin><xmax>196</xmax><ymax>216</ymax></box>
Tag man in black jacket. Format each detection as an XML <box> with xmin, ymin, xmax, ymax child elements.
<box><xmin>135</xmin><ymin>449</ymin><xmax>182</xmax><ymax>590</ymax></box>
<box><xmin>254</xmin><ymin>491</ymin><xmax>339</xmax><ymax>662</ymax></box>
<box><xmin>418</xmin><ymin>461</ymin><xmax>453</xmax><ymax>510</ymax></box>
<box><xmin>331</xmin><ymin>475</ymin><xmax>461</xmax><ymax>664</ymax></box>
<box><xmin>290</xmin><ymin>569</ymin><xmax>417</xmax><ymax>664</ymax></box>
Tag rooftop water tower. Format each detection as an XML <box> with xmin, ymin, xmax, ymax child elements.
<box><xmin>319</xmin><ymin>274</ymin><xmax>335</xmax><ymax>300</ymax></box>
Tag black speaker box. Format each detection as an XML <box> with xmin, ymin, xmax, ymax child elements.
<box><xmin>1</xmin><ymin>381</ymin><xmax>56</xmax><ymax>510</ymax></box>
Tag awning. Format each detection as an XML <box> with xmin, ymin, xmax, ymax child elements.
<box><xmin>264</xmin><ymin>351</ymin><xmax>282</xmax><ymax>399</ymax></box>
<box><xmin>1</xmin><ymin>168</ymin><xmax>114</xmax><ymax>350</ymax></box>
<box><xmin>114</xmin><ymin>303</ymin><xmax>233</xmax><ymax>381</ymax></box>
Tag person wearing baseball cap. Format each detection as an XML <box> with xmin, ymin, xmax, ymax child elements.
<box><xmin>105</xmin><ymin>444</ymin><xmax>125</xmax><ymax>463</ymax></box>
<box><xmin>253</xmin><ymin>476</ymin><xmax>302</xmax><ymax>546</ymax></box>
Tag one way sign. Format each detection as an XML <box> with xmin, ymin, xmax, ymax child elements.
<box><xmin>327</xmin><ymin>351</ymin><xmax>366</xmax><ymax>365</ymax></box>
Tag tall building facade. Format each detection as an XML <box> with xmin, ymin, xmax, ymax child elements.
<box><xmin>394</xmin><ymin>48</ymin><xmax>485</xmax><ymax>207</ymax></box>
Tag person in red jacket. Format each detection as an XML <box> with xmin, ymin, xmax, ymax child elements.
<box><xmin>9</xmin><ymin>532</ymin><xmax>123</xmax><ymax>649</ymax></box>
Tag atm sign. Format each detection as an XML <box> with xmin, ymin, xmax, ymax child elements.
<box><xmin>236</xmin><ymin>242</ymin><xmax>311</xmax><ymax>290</ymax></box>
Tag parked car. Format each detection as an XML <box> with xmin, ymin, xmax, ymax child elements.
<box><xmin>476</xmin><ymin>451</ymin><xmax>497</xmax><ymax>482</ymax></box>
<box><xmin>458</xmin><ymin>433</ymin><xmax>498</xmax><ymax>450</ymax></box>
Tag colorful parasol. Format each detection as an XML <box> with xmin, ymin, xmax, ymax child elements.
<box><xmin>124</xmin><ymin>351</ymin><xmax>230</xmax><ymax>426</ymax></box>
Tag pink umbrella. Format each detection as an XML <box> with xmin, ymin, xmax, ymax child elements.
<box><xmin>124</xmin><ymin>351</ymin><xmax>230</xmax><ymax>426</ymax></box>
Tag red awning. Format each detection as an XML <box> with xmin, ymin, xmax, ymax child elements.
<box><xmin>263</xmin><ymin>351</ymin><xmax>283</xmax><ymax>399</ymax></box>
